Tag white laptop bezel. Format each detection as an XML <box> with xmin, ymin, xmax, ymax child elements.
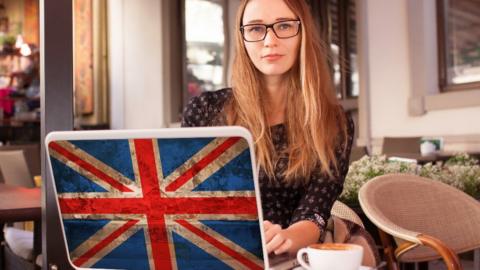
<box><xmin>45</xmin><ymin>126</ymin><xmax>270</xmax><ymax>270</ymax></box>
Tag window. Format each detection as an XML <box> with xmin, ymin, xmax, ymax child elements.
<box><xmin>182</xmin><ymin>0</ymin><xmax>227</xmax><ymax>106</ymax></box>
<box><xmin>437</xmin><ymin>0</ymin><xmax>480</xmax><ymax>92</ymax></box>
<box><xmin>308</xmin><ymin>0</ymin><xmax>358</xmax><ymax>100</ymax></box>
<box><xmin>179</xmin><ymin>0</ymin><xmax>358</xmax><ymax>117</ymax></box>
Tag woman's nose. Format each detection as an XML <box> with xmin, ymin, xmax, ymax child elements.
<box><xmin>263</xmin><ymin>29</ymin><xmax>278</xmax><ymax>47</ymax></box>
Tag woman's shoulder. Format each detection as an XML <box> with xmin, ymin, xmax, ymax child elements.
<box><xmin>189</xmin><ymin>88</ymin><xmax>232</xmax><ymax>110</ymax></box>
<box><xmin>181</xmin><ymin>88</ymin><xmax>232</xmax><ymax>127</ymax></box>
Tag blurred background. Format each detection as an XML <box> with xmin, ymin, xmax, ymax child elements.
<box><xmin>0</xmin><ymin>0</ymin><xmax>479</xmax><ymax>269</ymax></box>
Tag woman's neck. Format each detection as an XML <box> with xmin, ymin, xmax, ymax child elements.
<box><xmin>263</xmin><ymin>75</ymin><xmax>287</xmax><ymax>126</ymax></box>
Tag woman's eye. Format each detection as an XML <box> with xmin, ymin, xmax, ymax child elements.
<box><xmin>277</xmin><ymin>23</ymin><xmax>292</xmax><ymax>30</ymax></box>
<box><xmin>248</xmin><ymin>26</ymin><xmax>264</xmax><ymax>33</ymax></box>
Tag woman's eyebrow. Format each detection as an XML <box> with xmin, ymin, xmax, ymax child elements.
<box><xmin>245</xmin><ymin>17</ymin><xmax>297</xmax><ymax>24</ymax></box>
<box><xmin>245</xmin><ymin>19</ymin><xmax>263</xmax><ymax>24</ymax></box>
<box><xmin>275</xmin><ymin>17</ymin><xmax>296</xmax><ymax>21</ymax></box>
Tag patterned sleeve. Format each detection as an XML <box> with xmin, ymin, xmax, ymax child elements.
<box><xmin>181</xmin><ymin>89</ymin><xmax>231</xmax><ymax>127</ymax></box>
<box><xmin>181</xmin><ymin>94</ymin><xmax>208</xmax><ymax>127</ymax></box>
<box><xmin>289</xmin><ymin>113</ymin><xmax>355</xmax><ymax>233</ymax></box>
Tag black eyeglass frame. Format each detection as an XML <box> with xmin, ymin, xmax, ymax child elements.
<box><xmin>240</xmin><ymin>20</ymin><xmax>301</xmax><ymax>42</ymax></box>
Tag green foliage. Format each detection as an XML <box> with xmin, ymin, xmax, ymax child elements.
<box><xmin>0</xmin><ymin>35</ymin><xmax>16</xmax><ymax>47</ymax></box>
<box><xmin>340</xmin><ymin>153</ymin><xmax>480</xmax><ymax>205</ymax></box>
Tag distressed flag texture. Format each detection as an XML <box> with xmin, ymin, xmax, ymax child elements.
<box><xmin>48</xmin><ymin>137</ymin><xmax>264</xmax><ymax>270</ymax></box>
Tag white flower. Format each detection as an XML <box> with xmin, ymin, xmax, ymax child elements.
<box><xmin>340</xmin><ymin>153</ymin><xmax>480</xmax><ymax>204</ymax></box>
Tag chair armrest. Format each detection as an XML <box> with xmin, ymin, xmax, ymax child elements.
<box><xmin>417</xmin><ymin>234</ymin><xmax>461</xmax><ymax>270</ymax></box>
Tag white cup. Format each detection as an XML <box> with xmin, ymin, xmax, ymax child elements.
<box><xmin>420</xmin><ymin>141</ymin><xmax>437</xmax><ymax>156</ymax></box>
<box><xmin>296</xmin><ymin>243</ymin><xmax>363</xmax><ymax>270</ymax></box>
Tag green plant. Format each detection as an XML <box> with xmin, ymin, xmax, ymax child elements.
<box><xmin>340</xmin><ymin>155</ymin><xmax>417</xmax><ymax>205</ymax></box>
<box><xmin>419</xmin><ymin>153</ymin><xmax>480</xmax><ymax>197</ymax></box>
<box><xmin>0</xmin><ymin>35</ymin><xmax>16</xmax><ymax>47</ymax></box>
<box><xmin>340</xmin><ymin>153</ymin><xmax>480</xmax><ymax>205</ymax></box>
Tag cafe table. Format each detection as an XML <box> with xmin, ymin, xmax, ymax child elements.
<box><xmin>386</xmin><ymin>151</ymin><xmax>480</xmax><ymax>165</ymax></box>
<box><xmin>0</xmin><ymin>183</ymin><xmax>41</xmax><ymax>265</ymax></box>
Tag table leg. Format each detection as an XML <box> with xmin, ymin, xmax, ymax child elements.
<box><xmin>1</xmin><ymin>222</ymin><xmax>4</xmax><ymax>269</ymax></box>
<box><xmin>33</xmin><ymin>220</ymin><xmax>41</xmax><ymax>265</ymax></box>
<box><xmin>378</xmin><ymin>229</ymin><xmax>400</xmax><ymax>270</ymax></box>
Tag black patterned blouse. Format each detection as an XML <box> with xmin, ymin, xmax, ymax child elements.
<box><xmin>181</xmin><ymin>88</ymin><xmax>354</xmax><ymax>234</ymax></box>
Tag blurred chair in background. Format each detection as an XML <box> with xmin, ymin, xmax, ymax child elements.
<box><xmin>359</xmin><ymin>173</ymin><xmax>480</xmax><ymax>270</ymax></box>
<box><xmin>0</xmin><ymin>149</ymin><xmax>39</xmax><ymax>269</ymax></box>
<box><xmin>350</xmin><ymin>146</ymin><xmax>369</xmax><ymax>164</ymax></box>
<box><xmin>0</xmin><ymin>150</ymin><xmax>34</xmax><ymax>188</ymax></box>
<box><xmin>0</xmin><ymin>143</ymin><xmax>41</xmax><ymax>183</ymax></box>
<box><xmin>382</xmin><ymin>137</ymin><xmax>421</xmax><ymax>155</ymax></box>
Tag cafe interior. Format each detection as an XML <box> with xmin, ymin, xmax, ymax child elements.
<box><xmin>0</xmin><ymin>0</ymin><xmax>479</xmax><ymax>269</ymax></box>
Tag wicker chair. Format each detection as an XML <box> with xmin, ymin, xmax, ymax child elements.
<box><xmin>359</xmin><ymin>173</ymin><xmax>480</xmax><ymax>270</ymax></box>
<box><xmin>327</xmin><ymin>201</ymin><xmax>380</xmax><ymax>268</ymax></box>
<box><xmin>331</xmin><ymin>200</ymin><xmax>365</xmax><ymax>228</ymax></box>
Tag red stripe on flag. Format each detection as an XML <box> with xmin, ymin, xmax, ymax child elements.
<box><xmin>73</xmin><ymin>219</ymin><xmax>139</xmax><ymax>267</ymax></box>
<box><xmin>176</xmin><ymin>219</ymin><xmax>263</xmax><ymax>270</ymax></box>
<box><xmin>165</xmin><ymin>137</ymin><xmax>241</xmax><ymax>192</ymax></box>
<box><xmin>59</xmin><ymin>197</ymin><xmax>258</xmax><ymax>216</ymax></box>
<box><xmin>133</xmin><ymin>139</ymin><xmax>162</xmax><ymax>197</ymax></box>
<box><xmin>49</xmin><ymin>142</ymin><xmax>133</xmax><ymax>192</ymax></box>
<box><xmin>133</xmin><ymin>139</ymin><xmax>172</xmax><ymax>270</ymax></box>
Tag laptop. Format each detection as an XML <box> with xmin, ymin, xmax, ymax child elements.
<box><xmin>45</xmin><ymin>127</ymin><xmax>298</xmax><ymax>270</ymax></box>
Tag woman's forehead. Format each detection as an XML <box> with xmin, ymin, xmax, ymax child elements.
<box><xmin>243</xmin><ymin>0</ymin><xmax>296</xmax><ymax>24</ymax></box>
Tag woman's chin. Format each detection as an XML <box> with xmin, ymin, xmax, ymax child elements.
<box><xmin>258</xmin><ymin>67</ymin><xmax>290</xmax><ymax>77</ymax></box>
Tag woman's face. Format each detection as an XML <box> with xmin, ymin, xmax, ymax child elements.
<box><xmin>242</xmin><ymin>0</ymin><xmax>301</xmax><ymax>81</ymax></box>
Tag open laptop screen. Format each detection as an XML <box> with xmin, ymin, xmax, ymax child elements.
<box><xmin>46</xmin><ymin>127</ymin><xmax>267</xmax><ymax>270</ymax></box>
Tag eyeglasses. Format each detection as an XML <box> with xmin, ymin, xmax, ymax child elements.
<box><xmin>240</xmin><ymin>20</ymin><xmax>301</xmax><ymax>42</ymax></box>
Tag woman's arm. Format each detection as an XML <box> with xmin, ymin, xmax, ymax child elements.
<box><xmin>266</xmin><ymin>113</ymin><xmax>355</xmax><ymax>254</ymax></box>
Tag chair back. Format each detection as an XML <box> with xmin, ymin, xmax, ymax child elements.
<box><xmin>382</xmin><ymin>137</ymin><xmax>421</xmax><ymax>154</ymax></box>
<box><xmin>349</xmin><ymin>146</ymin><xmax>368</xmax><ymax>164</ymax></box>
<box><xmin>331</xmin><ymin>200</ymin><xmax>364</xmax><ymax>228</ymax></box>
<box><xmin>328</xmin><ymin>201</ymin><xmax>379</xmax><ymax>268</ymax></box>
<box><xmin>0</xmin><ymin>143</ymin><xmax>41</xmax><ymax>176</ymax></box>
<box><xmin>0</xmin><ymin>150</ymin><xmax>34</xmax><ymax>188</ymax></box>
<box><xmin>359</xmin><ymin>173</ymin><xmax>480</xmax><ymax>262</ymax></box>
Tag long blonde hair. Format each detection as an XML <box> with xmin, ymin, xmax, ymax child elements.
<box><xmin>227</xmin><ymin>0</ymin><xmax>348</xmax><ymax>183</ymax></box>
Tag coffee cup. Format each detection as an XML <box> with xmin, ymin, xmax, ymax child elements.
<box><xmin>420</xmin><ymin>141</ymin><xmax>436</xmax><ymax>156</ymax></box>
<box><xmin>296</xmin><ymin>243</ymin><xmax>363</xmax><ymax>270</ymax></box>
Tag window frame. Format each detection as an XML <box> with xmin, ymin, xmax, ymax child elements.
<box><xmin>310</xmin><ymin>0</ymin><xmax>357</xmax><ymax>102</ymax></box>
<box><xmin>436</xmin><ymin>0</ymin><xmax>480</xmax><ymax>93</ymax></box>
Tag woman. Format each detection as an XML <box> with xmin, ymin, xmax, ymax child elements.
<box><xmin>182</xmin><ymin>0</ymin><xmax>354</xmax><ymax>255</ymax></box>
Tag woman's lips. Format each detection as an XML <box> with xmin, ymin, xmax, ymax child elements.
<box><xmin>262</xmin><ymin>54</ymin><xmax>283</xmax><ymax>61</ymax></box>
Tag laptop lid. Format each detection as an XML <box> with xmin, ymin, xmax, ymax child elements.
<box><xmin>45</xmin><ymin>127</ymin><xmax>269</xmax><ymax>270</ymax></box>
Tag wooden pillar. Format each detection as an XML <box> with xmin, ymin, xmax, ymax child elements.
<box><xmin>40</xmin><ymin>0</ymin><xmax>74</xmax><ymax>268</ymax></box>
